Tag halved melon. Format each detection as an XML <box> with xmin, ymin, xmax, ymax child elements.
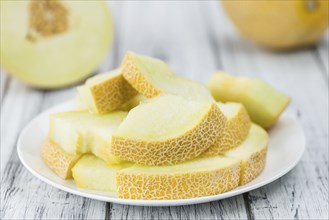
<box><xmin>121</xmin><ymin>52</ymin><xmax>214</xmax><ymax>102</ymax></box>
<box><xmin>0</xmin><ymin>0</ymin><xmax>113</xmax><ymax>88</ymax></box>
<box><xmin>111</xmin><ymin>95</ymin><xmax>226</xmax><ymax>166</ymax></box>
<box><xmin>203</xmin><ymin>102</ymin><xmax>251</xmax><ymax>155</ymax></box>
<box><xmin>49</xmin><ymin>111</ymin><xmax>127</xmax><ymax>164</ymax></box>
<box><xmin>77</xmin><ymin>69</ymin><xmax>137</xmax><ymax>114</ymax></box>
<box><xmin>72</xmin><ymin>155</ymin><xmax>132</xmax><ymax>192</ymax></box>
<box><xmin>117</xmin><ymin>155</ymin><xmax>240</xmax><ymax>200</ymax></box>
<box><xmin>208</xmin><ymin>71</ymin><xmax>290</xmax><ymax>128</ymax></box>
<box><xmin>224</xmin><ymin>124</ymin><xmax>268</xmax><ymax>185</ymax></box>
<box><xmin>41</xmin><ymin>138</ymin><xmax>81</xmax><ymax>179</ymax></box>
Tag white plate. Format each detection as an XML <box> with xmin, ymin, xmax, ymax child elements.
<box><xmin>17</xmin><ymin>100</ymin><xmax>305</xmax><ymax>207</ymax></box>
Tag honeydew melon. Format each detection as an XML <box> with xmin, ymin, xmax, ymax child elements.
<box><xmin>204</xmin><ymin>102</ymin><xmax>251</xmax><ymax>155</ymax></box>
<box><xmin>224</xmin><ymin>124</ymin><xmax>268</xmax><ymax>185</ymax></box>
<box><xmin>121</xmin><ymin>52</ymin><xmax>214</xmax><ymax>102</ymax></box>
<box><xmin>41</xmin><ymin>138</ymin><xmax>81</xmax><ymax>179</ymax></box>
<box><xmin>72</xmin><ymin>155</ymin><xmax>132</xmax><ymax>192</ymax></box>
<box><xmin>49</xmin><ymin>111</ymin><xmax>127</xmax><ymax>164</ymax></box>
<box><xmin>71</xmin><ymin>154</ymin><xmax>240</xmax><ymax>199</ymax></box>
<box><xmin>77</xmin><ymin>69</ymin><xmax>137</xmax><ymax>114</ymax></box>
<box><xmin>208</xmin><ymin>71</ymin><xmax>290</xmax><ymax>128</ymax></box>
<box><xmin>0</xmin><ymin>0</ymin><xmax>113</xmax><ymax>88</ymax></box>
<box><xmin>111</xmin><ymin>95</ymin><xmax>226</xmax><ymax>166</ymax></box>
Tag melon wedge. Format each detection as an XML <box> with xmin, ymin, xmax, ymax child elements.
<box><xmin>49</xmin><ymin>111</ymin><xmax>127</xmax><ymax>164</ymax></box>
<box><xmin>117</xmin><ymin>155</ymin><xmax>240</xmax><ymax>200</ymax></box>
<box><xmin>41</xmin><ymin>138</ymin><xmax>81</xmax><ymax>179</ymax></box>
<box><xmin>204</xmin><ymin>102</ymin><xmax>251</xmax><ymax>155</ymax></box>
<box><xmin>121</xmin><ymin>52</ymin><xmax>214</xmax><ymax>102</ymax></box>
<box><xmin>111</xmin><ymin>95</ymin><xmax>226</xmax><ymax>165</ymax></box>
<box><xmin>77</xmin><ymin>69</ymin><xmax>137</xmax><ymax>114</ymax></box>
<box><xmin>0</xmin><ymin>0</ymin><xmax>113</xmax><ymax>88</ymax></box>
<box><xmin>224</xmin><ymin>124</ymin><xmax>268</xmax><ymax>185</ymax></box>
<box><xmin>208</xmin><ymin>71</ymin><xmax>290</xmax><ymax>128</ymax></box>
<box><xmin>72</xmin><ymin>155</ymin><xmax>132</xmax><ymax>192</ymax></box>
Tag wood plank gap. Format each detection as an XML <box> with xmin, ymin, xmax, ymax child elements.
<box><xmin>0</xmin><ymin>75</ymin><xmax>10</xmax><ymax>104</ymax></box>
<box><xmin>105</xmin><ymin>202</ymin><xmax>112</xmax><ymax>220</ymax></box>
<box><xmin>312</xmin><ymin>48</ymin><xmax>329</xmax><ymax>83</ymax></box>
<box><xmin>243</xmin><ymin>193</ymin><xmax>254</xmax><ymax>220</ymax></box>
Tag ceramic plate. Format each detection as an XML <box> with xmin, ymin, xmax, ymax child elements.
<box><xmin>17</xmin><ymin>100</ymin><xmax>305</xmax><ymax>206</ymax></box>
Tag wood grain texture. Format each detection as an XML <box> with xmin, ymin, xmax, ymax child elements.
<box><xmin>1</xmin><ymin>1</ymin><xmax>328</xmax><ymax>219</ymax></box>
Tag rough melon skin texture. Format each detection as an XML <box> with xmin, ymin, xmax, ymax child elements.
<box><xmin>77</xmin><ymin>69</ymin><xmax>137</xmax><ymax>114</ymax></box>
<box><xmin>112</xmin><ymin>95</ymin><xmax>226</xmax><ymax>166</ymax></box>
<box><xmin>49</xmin><ymin>111</ymin><xmax>127</xmax><ymax>164</ymax></box>
<box><xmin>72</xmin><ymin>155</ymin><xmax>132</xmax><ymax>192</ymax></box>
<box><xmin>203</xmin><ymin>102</ymin><xmax>251</xmax><ymax>156</ymax></box>
<box><xmin>41</xmin><ymin>138</ymin><xmax>81</xmax><ymax>179</ymax></box>
<box><xmin>224</xmin><ymin>124</ymin><xmax>268</xmax><ymax>185</ymax></box>
<box><xmin>208</xmin><ymin>71</ymin><xmax>290</xmax><ymax>129</ymax></box>
<box><xmin>0</xmin><ymin>0</ymin><xmax>113</xmax><ymax>88</ymax></box>
<box><xmin>121</xmin><ymin>52</ymin><xmax>214</xmax><ymax>102</ymax></box>
<box><xmin>117</xmin><ymin>156</ymin><xmax>240</xmax><ymax>200</ymax></box>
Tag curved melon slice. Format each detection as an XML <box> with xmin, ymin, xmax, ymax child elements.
<box><xmin>121</xmin><ymin>52</ymin><xmax>214</xmax><ymax>102</ymax></box>
<box><xmin>77</xmin><ymin>69</ymin><xmax>137</xmax><ymax>114</ymax></box>
<box><xmin>208</xmin><ymin>72</ymin><xmax>290</xmax><ymax>128</ymax></box>
<box><xmin>204</xmin><ymin>102</ymin><xmax>251</xmax><ymax>155</ymax></box>
<box><xmin>112</xmin><ymin>95</ymin><xmax>226</xmax><ymax>165</ymax></box>
<box><xmin>117</xmin><ymin>155</ymin><xmax>240</xmax><ymax>200</ymax></box>
<box><xmin>72</xmin><ymin>155</ymin><xmax>132</xmax><ymax>192</ymax></box>
<box><xmin>49</xmin><ymin>111</ymin><xmax>127</xmax><ymax>164</ymax></box>
<box><xmin>0</xmin><ymin>0</ymin><xmax>113</xmax><ymax>88</ymax></box>
<box><xmin>224</xmin><ymin>124</ymin><xmax>268</xmax><ymax>185</ymax></box>
<box><xmin>41</xmin><ymin>138</ymin><xmax>81</xmax><ymax>179</ymax></box>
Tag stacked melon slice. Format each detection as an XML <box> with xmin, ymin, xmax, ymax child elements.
<box><xmin>42</xmin><ymin>52</ymin><xmax>272</xmax><ymax>200</ymax></box>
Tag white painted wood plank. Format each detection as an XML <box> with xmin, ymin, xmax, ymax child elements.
<box><xmin>317</xmin><ymin>31</ymin><xmax>329</xmax><ymax>75</ymax></box>
<box><xmin>202</xmin><ymin>2</ymin><xmax>329</xmax><ymax>219</ymax></box>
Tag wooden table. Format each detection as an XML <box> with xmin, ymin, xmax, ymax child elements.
<box><xmin>1</xmin><ymin>2</ymin><xmax>328</xmax><ymax>219</ymax></box>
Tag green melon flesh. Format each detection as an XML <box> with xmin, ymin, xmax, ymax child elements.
<box><xmin>0</xmin><ymin>0</ymin><xmax>113</xmax><ymax>88</ymax></box>
<box><xmin>49</xmin><ymin>111</ymin><xmax>127</xmax><ymax>164</ymax></box>
<box><xmin>208</xmin><ymin>71</ymin><xmax>290</xmax><ymax>128</ymax></box>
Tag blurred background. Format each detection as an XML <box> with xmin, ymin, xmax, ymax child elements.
<box><xmin>1</xmin><ymin>1</ymin><xmax>328</xmax><ymax>219</ymax></box>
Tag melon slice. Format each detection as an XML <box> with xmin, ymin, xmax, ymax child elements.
<box><xmin>224</xmin><ymin>124</ymin><xmax>268</xmax><ymax>185</ymax></box>
<box><xmin>77</xmin><ymin>69</ymin><xmax>137</xmax><ymax>114</ymax></box>
<box><xmin>203</xmin><ymin>102</ymin><xmax>251</xmax><ymax>155</ymax></box>
<box><xmin>49</xmin><ymin>111</ymin><xmax>127</xmax><ymax>164</ymax></box>
<box><xmin>208</xmin><ymin>71</ymin><xmax>290</xmax><ymax>128</ymax></box>
<box><xmin>72</xmin><ymin>155</ymin><xmax>132</xmax><ymax>192</ymax></box>
<box><xmin>121</xmin><ymin>52</ymin><xmax>214</xmax><ymax>102</ymax></box>
<box><xmin>117</xmin><ymin>155</ymin><xmax>240</xmax><ymax>200</ymax></box>
<box><xmin>71</xmin><ymin>154</ymin><xmax>239</xmax><ymax>200</ymax></box>
<box><xmin>111</xmin><ymin>95</ymin><xmax>226</xmax><ymax>166</ymax></box>
<box><xmin>41</xmin><ymin>138</ymin><xmax>81</xmax><ymax>179</ymax></box>
<box><xmin>0</xmin><ymin>0</ymin><xmax>113</xmax><ymax>88</ymax></box>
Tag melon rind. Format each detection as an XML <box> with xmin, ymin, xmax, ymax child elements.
<box><xmin>116</xmin><ymin>156</ymin><xmax>240</xmax><ymax>200</ymax></box>
<box><xmin>204</xmin><ymin>102</ymin><xmax>251</xmax><ymax>155</ymax></box>
<box><xmin>224</xmin><ymin>124</ymin><xmax>268</xmax><ymax>185</ymax></box>
<box><xmin>41</xmin><ymin>138</ymin><xmax>82</xmax><ymax>179</ymax></box>
<box><xmin>77</xmin><ymin>69</ymin><xmax>137</xmax><ymax>114</ymax></box>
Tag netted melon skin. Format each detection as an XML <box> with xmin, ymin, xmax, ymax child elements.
<box><xmin>204</xmin><ymin>104</ymin><xmax>251</xmax><ymax>155</ymax></box>
<box><xmin>116</xmin><ymin>163</ymin><xmax>240</xmax><ymax>200</ymax></box>
<box><xmin>111</xmin><ymin>104</ymin><xmax>227</xmax><ymax>166</ymax></box>
<box><xmin>240</xmin><ymin>147</ymin><xmax>268</xmax><ymax>185</ymax></box>
<box><xmin>89</xmin><ymin>74</ymin><xmax>137</xmax><ymax>114</ymax></box>
<box><xmin>121</xmin><ymin>52</ymin><xmax>162</xmax><ymax>98</ymax></box>
<box><xmin>41</xmin><ymin>138</ymin><xmax>81</xmax><ymax>179</ymax></box>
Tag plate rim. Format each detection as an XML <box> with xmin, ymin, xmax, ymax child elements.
<box><xmin>17</xmin><ymin>100</ymin><xmax>306</xmax><ymax>207</ymax></box>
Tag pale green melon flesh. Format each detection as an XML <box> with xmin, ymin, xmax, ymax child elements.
<box><xmin>49</xmin><ymin>111</ymin><xmax>127</xmax><ymax>156</ymax></box>
<box><xmin>208</xmin><ymin>72</ymin><xmax>290</xmax><ymax>128</ymax></box>
<box><xmin>114</xmin><ymin>95</ymin><xmax>213</xmax><ymax>141</ymax></box>
<box><xmin>72</xmin><ymin>155</ymin><xmax>132</xmax><ymax>192</ymax></box>
<box><xmin>0</xmin><ymin>1</ymin><xmax>113</xmax><ymax>88</ymax></box>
